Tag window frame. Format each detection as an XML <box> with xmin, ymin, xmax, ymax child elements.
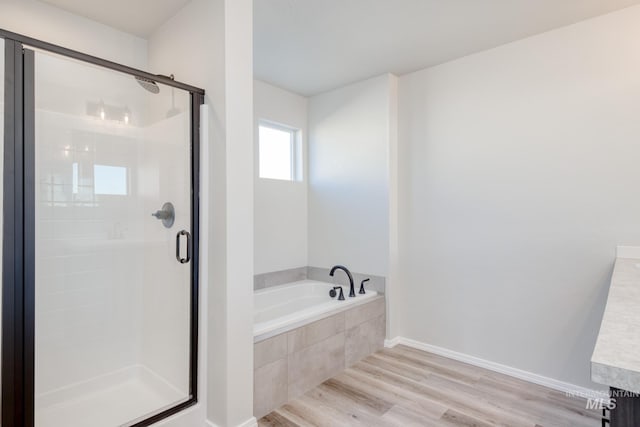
<box><xmin>257</xmin><ymin>119</ymin><xmax>301</xmax><ymax>182</ymax></box>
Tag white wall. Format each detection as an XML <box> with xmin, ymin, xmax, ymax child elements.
<box><xmin>0</xmin><ymin>0</ymin><xmax>148</xmax><ymax>69</ymax></box>
<box><xmin>308</xmin><ymin>75</ymin><xmax>393</xmax><ymax>277</ymax></box>
<box><xmin>149</xmin><ymin>1</ymin><xmax>255</xmax><ymax>426</ymax></box>
<box><xmin>386</xmin><ymin>75</ymin><xmax>400</xmax><ymax>338</ymax></box>
<box><xmin>397</xmin><ymin>5</ymin><xmax>640</xmax><ymax>390</ymax></box>
<box><xmin>254</xmin><ymin>80</ymin><xmax>308</xmax><ymax>274</ymax></box>
<box><xmin>222</xmin><ymin>0</ymin><xmax>254</xmax><ymax>422</ymax></box>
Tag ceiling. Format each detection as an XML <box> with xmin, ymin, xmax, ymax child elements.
<box><xmin>254</xmin><ymin>0</ymin><xmax>640</xmax><ymax>96</ymax></box>
<box><xmin>40</xmin><ymin>0</ymin><xmax>191</xmax><ymax>37</ymax></box>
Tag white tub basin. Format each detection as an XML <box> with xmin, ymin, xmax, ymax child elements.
<box><xmin>253</xmin><ymin>280</ymin><xmax>379</xmax><ymax>341</ymax></box>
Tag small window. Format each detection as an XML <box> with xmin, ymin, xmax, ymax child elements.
<box><xmin>258</xmin><ymin>121</ymin><xmax>300</xmax><ymax>181</ymax></box>
<box><xmin>94</xmin><ymin>164</ymin><xmax>128</xmax><ymax>195</ymax></box>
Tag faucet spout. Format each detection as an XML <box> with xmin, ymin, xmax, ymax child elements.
<box><xmin>329</xmin><ymin>265</ymin><xmax>355</xmax><ymax>298</ymax></box>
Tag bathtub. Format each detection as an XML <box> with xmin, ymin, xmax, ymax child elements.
<box><xmin>253</xmin><ymin>281</ymin><xmax>385</xmax><ymax>417</ymax></box>
<box><xmin>254</xmin><ymin>280</ymin><xmax>379</xmax><ymax>341</ymax></box>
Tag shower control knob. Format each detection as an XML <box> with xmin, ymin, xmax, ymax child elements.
<box><xmin>152</xmin><ymin>210</ymin><xmax>170</xmax><ymax>220</ymax></box>
<box><xmin>151</xmin><ymin>202</ymin><xmax>175</xmax><ymax>228</ymax></box>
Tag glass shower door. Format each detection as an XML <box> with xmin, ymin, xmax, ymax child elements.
<box><xmin>32</xmin><ymin>48</ymin><xmax>195</xmax><ymax>427</ymax></box>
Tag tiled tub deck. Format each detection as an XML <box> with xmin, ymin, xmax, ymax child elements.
<box><xmin>253</xmin><ymin>296</ymin><xmax>386</xmax><ymax>418</ymax></box>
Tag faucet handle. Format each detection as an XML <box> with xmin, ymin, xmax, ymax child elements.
<box><xmin>359</xmin><ymin>278</ymin><xmax>370</xmax><ymax>294</ymax></box>
<box><xmin>332</xmin><ymin>286</ymin><xmax>345</xmax><ymax>300</ymax></box>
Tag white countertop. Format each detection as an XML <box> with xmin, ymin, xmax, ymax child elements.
<box><xmin>591</xmin><ymin>256</ymin><xmax>640</xmax><ymax>393</ymax></box>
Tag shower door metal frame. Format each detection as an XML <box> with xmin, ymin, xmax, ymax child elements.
<box><xmin>1</xmin><ymin>29</ymin><xmax>204</xmax><ymax>427</ymax></box>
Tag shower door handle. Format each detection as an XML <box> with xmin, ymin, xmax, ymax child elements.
<box><xmin>176</xmin><ymin>230</ymin><xmax>191</xmax><ymax>264</ymax></box>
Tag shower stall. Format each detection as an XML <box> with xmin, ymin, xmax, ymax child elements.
<box><xmin>1</xmin><ymin>30</ymin><xmax>203</xmax><ymax>427</ymax></box>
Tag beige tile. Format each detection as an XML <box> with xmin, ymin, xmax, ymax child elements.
<box><xmin>345</xmin><ymin>297</ymin><xmax>385</xmax><ymax>329</ymax></box>
<box><xmin>288</xmin><ymin>332</ymin><xmax>345</xmax><ymax>400</ymax></box>
<box><xmin>255</xmin><ymin>333</ymin><xmax>288</xmax><ymax>370</ymax></box>
<box><xmin>254</xmin><ymin>267</ymin><xmax>308</xmax><ymax>290</ymax></box>
<box><xmin>254</xmin><ymin>358</ymin><xmax>288</xmax><ymax>419</ymax></box>
<box><xmin>345</xmin><ymin>314</ymin><xmax>385</xmax><ymax>367</ymax></box>
<box><xmin>287</xmin><ymin>313</ymin><xmax>345</xmax><ymax>353</ymax></box>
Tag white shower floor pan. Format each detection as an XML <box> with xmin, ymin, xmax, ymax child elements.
<box><xmin>35</xmin><ymin>365</ymin><xmax>187</xmax><ymax>427</ymax></box>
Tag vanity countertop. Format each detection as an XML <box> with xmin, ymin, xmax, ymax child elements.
<box><xmin>591</xmin><ymin>256</ymin><xmax>640</xmax><ymax>393</ymax></box>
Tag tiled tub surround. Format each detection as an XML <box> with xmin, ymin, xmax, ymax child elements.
<box><xmin>253</xmin><ymin>296</ymin><xmax>385</xmax><ymax>419</ymax></box>
<box><xmin>254</xmin><ymin>267</ymin><xmax>308</xmax><ymax>290</ymax></box>
<box><xmin>254</xmin><ymin>266</ymin><xmax>386</xmax><ymax>294</ymax></box>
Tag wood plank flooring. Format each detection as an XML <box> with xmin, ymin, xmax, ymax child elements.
<box><xmin>258</xmin><ymin>345</ymin><xmax>600</xmax><ymax>427</ymax></box>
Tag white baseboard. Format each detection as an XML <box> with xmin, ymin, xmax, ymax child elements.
<box><xmin>384</xmin><ymin>337</ymin><xmax>401</xmax><ymax>348</ymax></box>
<box><xmin>385</xmin><ymin>336</ymin><xmax>607</xmax><ymax>400</ymax></box>
<box><xmin>238</xmin><ymin>417</ymin><xmax>258</xmax><ymax>427</ymax></box>
<box><xmin>206</xmin><ymin>417</ymin><xmax>257</xmax><ymax>427</ymax></box>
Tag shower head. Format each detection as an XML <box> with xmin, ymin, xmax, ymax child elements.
<box><xmin>135</xmin><ymin>76</ymin><xmax>160</xmax><ymax>94</ymax></box>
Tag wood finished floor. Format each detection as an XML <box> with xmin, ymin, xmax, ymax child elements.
<box><xmin>258</xmin><ymin>345</ymin><xmax>600</xmax><ymax>427</ymax></box>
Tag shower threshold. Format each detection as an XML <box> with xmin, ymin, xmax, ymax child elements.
<box><xmin>35</xmin><ymin>365</ymin><xmax>186</xmax><ymax>427</ymax></box>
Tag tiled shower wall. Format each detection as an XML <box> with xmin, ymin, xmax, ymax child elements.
<box><xmin>253</xmin><ymin>296</ymin><xmax>386</xmax><ymax>418</ymax></box>
<box><xmin>35</xmin><ymin>113</ymin><xmax>146</xmax><ymax>394</ymax></box>
<box><xmin>35</xmin><ymin>105</ymin><xmax>191</xmax><ymax>395</ymax></box>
